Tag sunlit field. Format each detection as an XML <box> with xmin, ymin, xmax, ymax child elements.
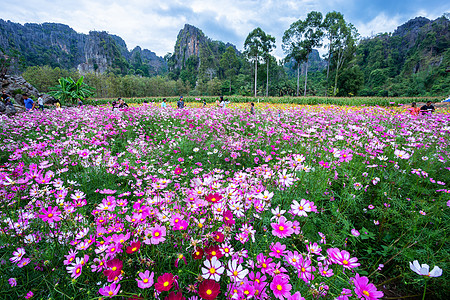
<box><xmin>0</xmin><ymin>103</ymin><xmax>448</xmax><ymax>299</ymax></box>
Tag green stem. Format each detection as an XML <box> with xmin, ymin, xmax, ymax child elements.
<box><xmin>422</xmin><ymin>278</ymin><xmax>427</xmax><ymax>300</ymax></box>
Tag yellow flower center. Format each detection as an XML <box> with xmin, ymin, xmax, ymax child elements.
<box><xmin>279</xmin><ymin>226</ymin><xmax>284</xmax><ymax>231</ymax></box>
<box><xmin>210</xmin><ymin>267</ymin><xmax>216</xmax><ymax>274</ymax></box>
<box><xmin>143</xmin><ymin>279</ymin><xmax>148</xmax><ymax>283</ymax></box>
<box><xmin>343</xmin><ymin>260</ymin><xmax>348</xmax><ymax>265</ymax></box>
<box><xmin>363</xmin><ymin>290</ymin><xmax>370</xmax><ymax>296</ymax></box>
<box><xmin>48</xmin><ymin>213</ymin><xmax>53</xmax><ymax>218</ymax></box>
<box><xmin>163</xmin><ymin>281</ymin><xmax>169</xmax><ymax>287</ymax></box>
<box><xmin>108</xmin><ymin>291</ymin><xmax>113</xmax><ymax>296</ymax></box>
<box><xmin>132</xmin><ymin>247</ymin><xmax>137</xmax><ymax>252</ymax></box>
<box><xmin>206</xmin><ymin>289</ymin><xmax>212</xmax><ymax>295</ymax></box>
<box><xmin>211</xmin><ymin>251</ymin><xmax>216</xmax><ymax>256</ymax></box>
<box><xmin>301</xmin><ymin>267</ymin><xmax>306</xmax><ymax>272</ymax></box>
<box><xmin>154</xmin><ymin>232</ymin><xmax>160</xmax><ymax>237</ymax></box>
<box><xmin>277</xmin><ymin>284</ymin><xmax>282</xmax><ymax>291</ymax></box>
<box><xmin>233</xmin><ymin>271</ymin><xmax>238</xmax><ymax>276</ymax></box>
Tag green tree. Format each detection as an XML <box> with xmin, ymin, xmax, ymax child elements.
<box><xmin>49</xmin><ymin>76</ymin><xmax>95</xmax><ymax>105</ymax></box>
<box><xmin>261</xmin><ymin>33</ymin><xmax>276</xmax><ymax>97</ymax></box>
<box><xmin>244</xmin><ymin>28</ymin><xmax>265</xmax><ymax>97</ymax></box>
<box><xmin>283</xmin><ymin>11</ymin><xmax>324</xmax><ymax>96</ymax></box>
<box><xmin>220</xmin><ymin>47</ymin><xmax>240</xmax><ymax>94</ymax></box>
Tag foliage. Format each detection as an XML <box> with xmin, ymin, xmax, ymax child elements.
<box><xmin>48</xmin><ymin>76</ymin><xmax>96</xmax><ymax>105</ymax></box>
<box><xmin>283</xmin><ymin>11</ymin><xmax>324</xmax><ymax>96</ymax></box>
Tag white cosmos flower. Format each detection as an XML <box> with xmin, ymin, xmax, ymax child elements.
<box><xmin>201</xmin><ymin>256</ymin><xmax>224</xmax><ymax>281</ymax></box>
<box><xmin>227</xmin><ymin>259</ymin><xmax>249</xmax><ymax>282</ymax></box>
<box><xmin>409</xmin><ymin>260</ymin><xmax>442</xmax><ymax>277</ymax></box>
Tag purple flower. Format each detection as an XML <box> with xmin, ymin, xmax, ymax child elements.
<box><xmin>8</xmin><ymin>278</ymin><xmax>17</xmax><ymax>287</ymax></box>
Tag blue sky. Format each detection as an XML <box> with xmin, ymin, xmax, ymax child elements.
<box><xmin>1</xmin><ymin>0</ymin><xmax>449</xmax><ymax>59</ymax></box>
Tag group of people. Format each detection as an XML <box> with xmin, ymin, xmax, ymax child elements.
<box><xmin>111</xmin><ymin>98</ymin><xmax>129</xmax><ymax>111</ymax></box>
<box><xmin>409</xmin><ymin>101</ymin><xmax>435</xmax><ymax>115</ymax></box>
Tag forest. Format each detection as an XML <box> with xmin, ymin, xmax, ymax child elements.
<box><xmin>1</xmin><ymin>13</ymin><xmax>449</xmax><ymax>98</ymax></box>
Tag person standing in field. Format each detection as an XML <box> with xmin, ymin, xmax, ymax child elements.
<box><xmin>23</xmin><ymin>94</ymin><xmax>35</xmax><ymax>112</ymax></box>
<box><xmin>409</xmin><ymin>102</ymin><xmax>420</xmax><ymax>116</ymax></box>
<box><xmin>177</xmin><ymin>96</ymin><xmax>184</xmax><ymax>109</ymax></box>
<box><xmin>250</xmin><ymin>102</ymin><xmax>255</xmax><ymax>115</ymax></box>
<box><xmin>38</xmin><ymin>94</ymin><xmax>44</xmax><ymax>111</ymax></box>
<box><xmin>161</xmin><ymin>98</ymin><xmax>167</xmax><ymax>108</ymax></box>
<box><xmin>420</xmin><ymin>101</ymin><xmax>435</xmax><ymax>115</ymax></box>
<box><xmin>203</xmin><ymin>98</ymin><xmax>206</xmax><ymax>107</ymax></box>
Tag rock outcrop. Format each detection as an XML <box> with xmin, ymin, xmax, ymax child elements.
<box><xmin>0</xmin><ymin>19</ymin><xmax>167</xmax><ymax>76</ymax></box>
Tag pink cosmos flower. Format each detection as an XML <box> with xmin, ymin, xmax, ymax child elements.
<box><xmin>350</xmin><ymin>273</ymin><xmax>383</xmax><ymax>300</ymax></box>
<box><xmin>99</xmin><ymin>283</ymin><xmax>121</xmax><ymax>298</ymax></box>
<box><xmin>271</xmin><ymin>216</ymin><xmax>294</xmax><ymax>238</ymax></box>
<box><xmin>236</xmin><ymin>280</ymin><xmax>254</xmax><ymax>298</ymax></box>
<box><xmin>66</xmin><ymin>262</ymin><xmax>83</xmax><ymax>278</ymax></box>
<box><xmin>18</xmin><ymin>258</ymin><xmax>31</xmax><ymax>268</ymax></box>
<box><xmin>351</xmin><ymin>229</ymin><xmax>360</xmax><ymax>237</ymax></box>
<box><xmin>257</xmin><ymin>253</ymin><xmax>275</xmax><ymax>274</ymax></box>
<box><xmin>334</xmin><ymin>249</ymin><xmax>360</xmax><ymax>269</ymax></box>
<box><xmin>284</xmin><ymin>250</ymin><xmax>302</xmax><ymax>268</ymax></box>
<box><xmin>10</xmin><ymin>247</ymin><xmax>26</xmax><ymax>263</ymax></box>
<box><xmin>297</xmin><ymin>256</ymin><xmax>315</xmax><ymax>283</ymax></box>
<box><xmin>288</xmin><ymin>292</ymin><xmax>306</xmax><ymax>300</ymax></box>
<box><xmin>136</xmin><ymin>270</ymin><xmax>154</xmax><ymax>289</ymax></box>
<box><xmin>270</xmin><ymin>275</ymin><xmax>292</xmax><ymax>299</ymax></box>
<box><xmin>147</xmin><ymin>224</ymin><xmax>167</xmax><ymax>244</ymax></box>
<box><xmin>339</xmin><ymin>149</ymin><xmax>353</xmax><ymax>162</ymax></box>
<box><xmin>394</xmin><ymin>149</ymin><xmax>411</xmax><ymax>160</ymax></box>
<box><xmin>173</xmin><ymin>219</ymin><xmax>189</xmax><ymax>231</ymax></box>
<box><xmin>318</xmin><ymin>232</ymin><xmax>326</xmax><ymax>244</ymax></box>
<box><xmin>336</xmin><ymin>288</ymin><xmax>352</xmax><ymax>300</ymax></box>
<box><xmin>8</xmin><ymin>278</ymin><xmax>17</xmax><ymax>287</ymax></box>
<box><xmin>38</xmin><ymin>206</ymin><xmax>62</xmax><ymax>223</ymax></box>
<box><xmin>269</xmin><ymin>242</ymin><xmax>286</xmax><ymax>258</ymax></box>
<box><xmin>25</xmin><ymin>291</ymin><xmax>33</xmax><ymax>299</ymax></box>
<box><xmin>318</xmin><ymin>262</ymin><xmax>334</xmax><ymax>277</ymax></box>
<box><xmin>306</xmin><ymin>242</ymin><xmax>322</xmax><ymax>255</ymax></box>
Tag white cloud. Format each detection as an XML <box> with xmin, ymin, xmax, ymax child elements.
<box><xmin>355</xmin><ymin>13</ymin><xmax>403</xmax><ymax>38</ymax></box>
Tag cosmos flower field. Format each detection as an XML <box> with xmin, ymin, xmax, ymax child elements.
<box><xmin>0</xmin><ymin>103</ymin><xmax>448</xmax><ymax>299</ymax></box>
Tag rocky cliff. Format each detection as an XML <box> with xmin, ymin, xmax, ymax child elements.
<box><xmin>167</xmin><ymin>24</ymin><xmax>241</xmax><ymax>81</ymax></box>
<box><xmin>0</xmin><ymin>19</ymin><xmax>166</xmax><ymax>75</ymax></box>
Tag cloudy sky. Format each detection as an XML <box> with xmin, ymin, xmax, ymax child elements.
<box><xmin>1</xmin><ymin>0</ymin><xmax>449</xmax><ymax>59</ymax></box>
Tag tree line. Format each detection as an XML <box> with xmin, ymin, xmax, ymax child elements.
<box><xmin>18</xmin><ymin>12</ymin><xmax>450</xmax><ymax>98</ymax></box>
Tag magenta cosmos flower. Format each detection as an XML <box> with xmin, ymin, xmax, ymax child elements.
<box><xmin>270</xmin><ymin>274</ymin><xmax>292</xmax><ymax>299</ymax></box>
<box><xmin>351</xmin><ymin>273</ymin><xmax>383</xmax><ymax>300</ymax></box>
<box><xmin>38</xmin><ymin>206</ymin><xmax>62</xmax><ymax>223</ymax></box>
<box><xmin>136</xmin><ymin>270</ymin><xmax>154</xmax><ymax>288</ymax></box>
<box><xmin>99</xmin><ymin>283</ymin><xmax>121</xmax><ymax>298</ymax></box>
<box><xmin>103</xmin><ymin>258</ymin><xmax>123</xmax><ymax>281</ymax></box>
<box><xmin>271</xmin><ymin>216</ymin><xmax>294</xmax><ymax>238</ymax></box>
<box><xmin>155</xmin><ymin>273</ymin><xmax>175</xmax><ymax>292</ymax></box>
